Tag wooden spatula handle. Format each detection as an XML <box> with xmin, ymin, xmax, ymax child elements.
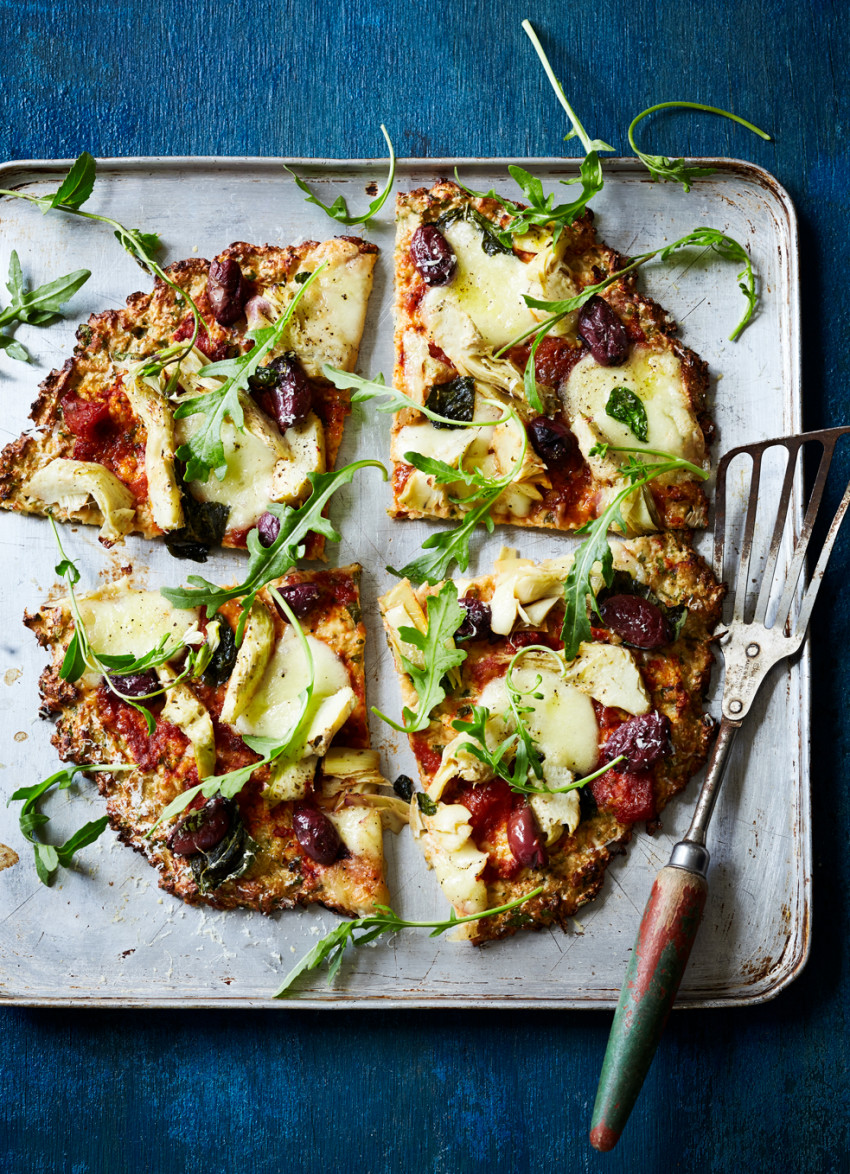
<box><xmin>589</xmin><ymin>860</ymin><xmax>708</xmax><ymax>1152</ymax></box>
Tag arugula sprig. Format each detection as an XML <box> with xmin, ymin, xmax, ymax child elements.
<box><xmin>497</xmin><ymin>225</ymin><xmax>758</xmax><ymax>394</ymax></box>
<box><xmin>0</xmin><ymin>250</ymin><xmax>90</xmax><ymax>363</ymax></box>
<box><xmin>561</xmin><ymin>448</ymin><xmax>709</xmax><ymax>660</ymax></box>
<box><xmin>453</xmin><ymin>22</ymin><xmax>613</xmax><ymax>247</ymax></box>
<box><xmin>172</xmin><ymin>263</ymin><xmax>326</xmax><ymax>482</ymax></box>
<box><xmin>147</xmin><ymin>590</ymin><xmax>316</xmax><ymax>836</ymax></box>
<box><xmin>628</xmin><ymin>101</ymin><xmax>772</xmax><ymax>191</ymax></box>
<box><xmin>391</xmin><ymin>411</ymin><xmax>528</xmax><ymax>585</ymax></box>
<box><xmin>161</xmin><ymin>459</ymin><xmax>387</xmax><ymax>640</ymax></box>
<box><xmin>9</xmin><ymin>763</ymin><xmax>132</xmax><ymax>884</ymax></box>
<box><xmin>0</xmin><ymin>152</ymin><xmax>209</xmax><ymax>378</ymax></box>
<box><xmin>322</xmin><ymin>365</ymin><xmax>511</xmax><ymax>429</ymax></box>
<box><xmin>274</xmin><ymin>885</ymin><xmax>545</xmax><ymax>996</ymax></box>
<box><xmin>452</xmin><ymin>645</ymin><xmax>625</xmax><ymax>795</ymax></box>
<box><xmin>374</xmin><ymin>581</ymin><xmax>467</xmax><ymax>734</ymax></box>
<box><xmin>286</xmin><ymin>125</ymin><xmax>396</xmax><ymax>227</ymax></box>
<box><xmin>51</xmin><ymin>518</ymin><xmax>211</xmax><ymax>734</ymax></box>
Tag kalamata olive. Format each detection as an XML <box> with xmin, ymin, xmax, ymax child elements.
<box><xmin>599</xmin><ymin>594</ymin><xmax>671</xmax><ymax>649</ymax></box>
<box><xmin>601</xmin><ymin>711</ymin><xmax>671</xmax><ymax>770</ymax></box>
<box><xmin>168</xmin><ymin>796</ymin><xmax>233</xmax><ymax>856</ymax></box>
<box><xmin>456</xmin><ymin>595</ymin><xmax>494</xmax><ymax>642</ymax></box>
<box><xmin>274</xmin><ymin>582</ymin><xmax>324</xmax><ymax>618</ymax></box>
<box><xmin>393</xmin><ymin>774</ymin><xmax>415</xmax><ymax>802</ymax></box>
<box><xmin>577</xmin><ymin>295</ymin><xmax>630</xmax><ymax>366</ymax></box>
<box><xmin>206</xmin><ymin>258</ymin><xmax>249</xmax><ymax>327</ymax></box>
<box><xmin>256</xmin><ymin>511</ymin><xmax>281</xmax><ymax>548</ymax></box>
<box><xmin>410</xmin><ymin>224</ymin><xmax>457</xmax><ymax>286</ymax></box>
<box><xmin>292</xmin><ymin>804</ymin><xmax>342</xmax><ymax>866</ymax></box>
<box><xmin>507</xmin><ymin>804</ymin><xmax>548</xmax><ymax>868</ymax></box>
<box><xmin>527</xmin><ymin>416</ymin><xmax>574</xmax><ymax>465</ymax></box>
<box><xmin>105</xmin><ymin>669</ymin><xmax>159</xmax><ymax>698</ymax></box>
<box><xmin>253</xmin><ymin>354</ymin><xmax>312</xmax><ymax>431</ymax></box>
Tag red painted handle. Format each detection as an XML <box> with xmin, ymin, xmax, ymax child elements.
<box><xmin>589</xmin><ymin>864</ymin><xmax>708</xmax><ymax>1152</ymax></box>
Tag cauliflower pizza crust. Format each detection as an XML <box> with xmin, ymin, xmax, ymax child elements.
<box><xmin>392</xmin><ymin>180</ymin><xmax>711</xmax><ymax>536</ymax></box>
<box><xmin>379</xmin><ymin>534</ymin><xmax>724</xmax><ymax>943</ymax></box>
<box><xmin>26</xmin><ymin>565</ymin><xmax>406</xmax><ymax>918</ymax></box>
<box><xmin>0</xmin><ymin>236</ymin><xmax>377</xmax><ymax>557</ymax></box>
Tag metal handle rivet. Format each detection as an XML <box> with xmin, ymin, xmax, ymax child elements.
<box><xmin>746</xmin><ymin>643</ymin><xmax>760</xmax><ymax>657</ymax></box>
<box><xmin>728</xmin><ymin>699</ymin><xmax>743</xmax><ymax>714</ymax></box>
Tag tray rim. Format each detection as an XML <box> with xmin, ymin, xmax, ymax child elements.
<box><xmin>0</xmin><ymin>154</ymin><xmax>808</xmax><ymax>1010</ymax></box>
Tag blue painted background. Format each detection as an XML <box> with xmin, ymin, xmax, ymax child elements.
<box><xmin>2</xmin><ymin>0</ymin><xmax>848</xmax><ymax>1170</ymax></box>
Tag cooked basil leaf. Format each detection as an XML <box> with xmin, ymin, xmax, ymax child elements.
<box><xmin>605</xmin><ymin>387</ymin><xmax>649</xmax><ymax>442</ymax></box>
<box><xmin>424</xmin><ymin>376</ymin><xmax>476</xmax><ymax>430</ymax></box>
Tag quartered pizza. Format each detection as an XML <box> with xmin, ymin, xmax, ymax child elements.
<box><xmin>391</xmin><ymin>180</ymin><xmax>711</xmax><ymax>535</ymax></box>
<box><xmin>379</xmin><ymin>534</ymin><xmax>724</xmax><ymax>942</ymax></box>
<box><xmin>26</xmin><ymin>564</ymin><xmax>407</xmax><ymax>917</ymax></box>
<box><xmin>0</xmin><ymin>236</ymin><xmax>377</xmax><ymax>558</ymax></box>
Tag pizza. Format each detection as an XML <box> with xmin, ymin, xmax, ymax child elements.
<box><xmin>0</xmin><ymin>236</ymin><xmax>378</xmax><ymax>559</ymax></box>
<box><xmin>25</xmin><ymin>564</ymin><xmax>407</xmax><ymax>917</ymax></box>
<box><xmin>379</xmin><ymin>534</ymin><xmax>724</xmax><ymax>942</ymax></box>
<box><xmin>391</xmin><ymin>179</ymin><xmax>711</xmax><ymax>535</ymax></box>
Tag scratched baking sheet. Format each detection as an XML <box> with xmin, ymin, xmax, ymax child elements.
<box><xmin>0</xmin><ymin>157</ymin><xmax>805</xmax><ymax>1008</ymax></box>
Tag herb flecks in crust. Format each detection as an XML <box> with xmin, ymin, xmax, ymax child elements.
<box><xmin>379</xmin><ymin>534</ymin><xmax>724</xmax><ymax>943</ymax></box>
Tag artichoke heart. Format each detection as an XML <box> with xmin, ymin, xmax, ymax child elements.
<box><xmin>24</xmin><ymin>459</ymin><xmax>136</xmax><ymax>543</ymax></box>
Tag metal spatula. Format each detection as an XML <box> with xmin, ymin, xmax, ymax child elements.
<box><xmin>589</xmin><ymin>426</ymin><xmax>850</xmax><ymax>1152</ymax></box>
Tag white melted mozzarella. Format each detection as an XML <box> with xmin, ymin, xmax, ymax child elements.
<box><xmin>235</xmin><ymin>626</ymin><xmax>351</xmax><ymax>746</ymax></box>
<box><xmin>563</xmin><ymin>348</ymin><xmax>705</xmax><ymax>464</ymax></box>
<box><xmin>75</xmin><ymin>582</ymin><xmax>199</xmax><ymax>659</ymax></box>
<box><xmin>438</xmin><ymin>218</ymin><xmax>538</xmax><ymax>347</ymax></box>
<box><xmin>176</xmin><ymin>417</ymin><xmax>278</xmax><ymax>535</ymax></box>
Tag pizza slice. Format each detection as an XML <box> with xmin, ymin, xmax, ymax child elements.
<box><xmin>379</xmin><ymin>534</ymin><xmax>724</xmax><ymax>941</ymax></box>
<box><xmin>25</xmin><ymin>564</ymin><xmax>406</xmax><ymax>916</ymax></box>
<box><xmin>0</xmin><ymin>236</ymin><xmax>378</xmax><ymax>559</ymax></box>
<box><xmin>391</xmin><ymin>179</ymin><xmax>711</xmax><ymax>535</ymax></box>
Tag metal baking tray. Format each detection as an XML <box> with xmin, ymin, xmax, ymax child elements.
<box><xmin>0</xmin><ymin>156</ymin><xmax>805</xmax><ymax>1007</ymax></box>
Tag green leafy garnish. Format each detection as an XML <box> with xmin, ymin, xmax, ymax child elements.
<box><xmin>9</xmin><ymin>762</ymin><xmax>132</xmax><ymax>885</ymax></box>
<box><xmin>561</xmin><ymin>448</ymin><xmax>709</xmax><ymax>660</ymax></box>
<box><xmin>454</xmin><ymin>22</ymin><xmax>613</xmax><ymax>247</ymax></box>
<box><xmin>147</xmin><ymin>590</ymin><xmax>317</xmax><ymax>836</ymax></box>
<box><xmin>373</xmin><ymin>581</ymin><xmax>467</xmax><ymax>734</ymax></box>
<box><xmin>605</xmin><ymin>387</ymin><xmax>648</xmax><ymax>442</ymax></box>
<box><xmin>498</xmin><ymin>225</ymin><xmax>759</xmax><ymax>374</ymax></box>
<box><xmin>160</xmin><ymin>459</ymin><xmax>387</xmax><ymax>641</ymax></box>
<box><xmin>391</xmin><ymin>410</ymin><xmax>528</xmax><ymax>585</ymax></box>
<box><xmin>286</xmin><ymin>125</ymin><xmax>396</xmax><ymax>227</ymax></box>
<box><xmin>172</xmin><ymin>264</ymin><xmax>326</xmax><ymax>482</ymax></box>
<box><xmin>451</xmin><ymin>645</ymin><xmax>624</xmax><ymax>794</ymax></box>
<box><xmin>50</xmin><ymin>518</ymin><xmax>214</xmax><ymax>734</ymax></box>
<box><xmin>322</xmin><ymin>365</ymin><xmax>511</xmax><ymax>429</ymax></box>
<box><xmin>0</xmin><ymin>152</ymin><xmax>210</xmax><ymax>381</ymax></box>
<box><xmin>274</xmin><ymin>885</ymin><xmax>545</xmax><ymax>996</ymax></box>
<box><xmin>0</xmin><ymin>250</ymin><xmax>90</xmax><ymax>363</ymax></box>
<box><xmin>628</xmin><ymin>101</ymin><xmax>772</xmax><ymax>191</ymax></box>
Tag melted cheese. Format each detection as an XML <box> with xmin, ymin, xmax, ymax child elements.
<box><xmin>411</xmin><ymin>802</ymin><xmax>488</xmax><ymax>915</ymax></box>
<box><xmin>563</xmin><ymin>348</ymin><xmax>706</xmax><ymax>465</ymax></box>
<box><xmin>439</xmin><ymin>219</ymin><xmax>538</xmax><ymax>347</ymax></box>
<box><xmin>270</xmin><ymin>239</ymin><xmax>376</xmax><ymax>377</ymax></box>
<box><xmin>177</xmin><ymin>415</ymin><xmax>278</xmax><ymax>533</ymax></box>
<box><xmin>478</xmin><ymin>669</ymin><xmax>599</xmax><ymax>777</ymax></box>
<box><xmin>328</xmin><ymin>806</ymin><xmax>383</xmax><ymax>859</ymax></box>
<box><xmin>75</xmin><ymin>581</ymin><xmax>200</xmax><ymax>659</ymax></box>
<box><xmin>235</xmin><ymin>626</ymin><xmax>351</xmax><ymax>753</ymax></box>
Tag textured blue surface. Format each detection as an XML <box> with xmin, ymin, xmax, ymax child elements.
<box><xmin>1</xmin><ymin>0</ymin><xmax>848</xmax><ymax>1170</ymax></box>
